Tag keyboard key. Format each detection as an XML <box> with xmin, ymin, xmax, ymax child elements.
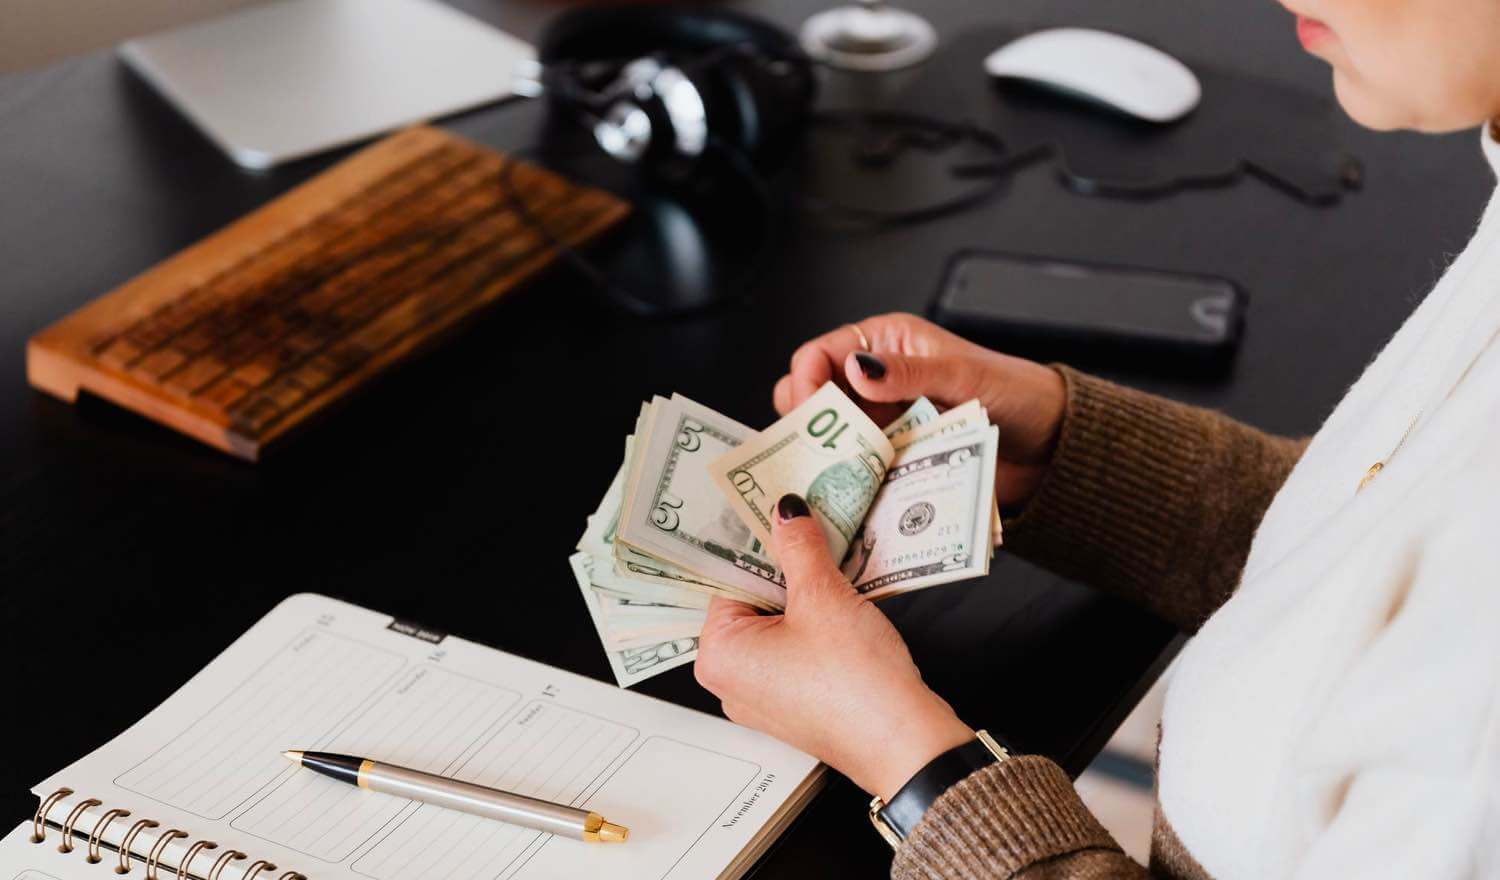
<box><xmin>174</xmin><ymin>324</ymin><xmax>219</xmax><ymax>355</ymax></box>
<box><xmin>131</xmin><ymin>348</ymin><xmax>187</xmax><ymax>381</ymax></box>
<box><xmin>124</xmin><ymin>321</ymin><xmax>174</xmax><ymax>352</ymax></box>
<box><xmin>162</xmin><ymin>356</ymin><xmax>228</xmax><ymax>398</ymax></box>
<box><xmin>153</xmin><ymin>300</ymin><xmax>203</xmax><ymax>333</ymax></box>
<box><xmin>228</xmin><ymin>395</ymin><xmax>283</xmax><ymax>435</ymax></box>
<box><xmin>229</xmin><ymin>353</ymin><xmax>280</xmax><ymax>390</ymax></box>
<box><xmin>318</xmin><ymin>343</ymin><xmax>371</xmax><ymax>379</ymax></box>
<box><xmin>264</xmin><ymin>380</ymin><xmax>307</xmax><ymax>411</ymax></box>
<box><xmin>96</xmin><ymin>337</ymin><xmax>144</xmax><ymax>370</ymax></box>
<box><xmin>286</xmin><ymin>361</ymin><xmax>335</xmax><ymax>395</ymax></box>
<box><xmin>198</xmin><ymin>377</ymin><xmax>253</xmax><ymax>414</ymax></box>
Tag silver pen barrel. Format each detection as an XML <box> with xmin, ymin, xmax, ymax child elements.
<box><xmin>362</xmin><ymin>761</ymin><xmax>592</xmax><ymax>838</ymax></box>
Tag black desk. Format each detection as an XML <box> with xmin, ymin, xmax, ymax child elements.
<box><xmin>0</xmin><ymin>1</ymin><xmax>1488</xmax><ymax>876</ymax></box>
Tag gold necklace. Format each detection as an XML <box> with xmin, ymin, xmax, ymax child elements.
<box><xmin>1356</xmin><ymin>414</ymin><xmax>1418</xmax><ymax>492</ymax></box>
<box><xmin>1357</xmin><ymin>321</ymin><xmax>1500</xmax><ymax>493</ymax></box>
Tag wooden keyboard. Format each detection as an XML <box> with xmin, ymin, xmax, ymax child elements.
<box><xmin>27</xmin><ymin>127</ymin><xmax>628</xmax><ymax>460</ymax></box>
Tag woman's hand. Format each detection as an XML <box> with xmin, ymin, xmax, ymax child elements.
<box><xmin>774</xmin><ymin>313</ymin><xmax>1066</xmax><ymax>509</ymax></box>
<box><xmin>694</xmin><ymin>493</ymin><xmax>975</xmax><ymax>801</ymax></box>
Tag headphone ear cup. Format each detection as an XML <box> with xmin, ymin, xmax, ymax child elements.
<box><xmin>705</xmin><ymin>48</ymin><xmax>815</xmax><ymax>160</ymax></box>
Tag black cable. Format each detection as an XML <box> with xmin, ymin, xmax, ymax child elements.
<box><xmin>798</xmin><ymin>110</ymin><xmax>1054</xmax><ymax>230</ymax></box>
<box><xmin>496</xmin><ymin>145</ymin><xmax>651</xmax><ymax>316</ymax></box>
<box><xmin>700</xmin><ymin>131</ymin><xmax>779</xmax><ymax>307</ymax></box>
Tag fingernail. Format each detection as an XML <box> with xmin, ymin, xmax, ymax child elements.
<box><xmin>854</xmin><ymin>352</ymin><xmax>886</xmax><ymax>380</ymax></box>
<box><xmin>776</xmin><ymin>493</ymin><xmax>810</xmax><ymax>522</ymax></box>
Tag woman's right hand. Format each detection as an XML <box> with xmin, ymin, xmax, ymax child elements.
<box><xmin>773</xmin><ymin>313</ymin><xmax>1066</xmax><ymax>510</ymax></box>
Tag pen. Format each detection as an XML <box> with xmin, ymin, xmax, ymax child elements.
<box><xmin>282</xmin><ymin>750</ymin><xmax>628</xmax><ymax>843</ymax></box>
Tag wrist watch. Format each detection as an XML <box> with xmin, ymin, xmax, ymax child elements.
<box><xmin>867</xmin><ymin>730</ymin><xmax>1013</xmax><ymax>848</ymax></box>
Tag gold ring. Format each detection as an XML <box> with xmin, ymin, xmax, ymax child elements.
<box><xmin>143</xmin><ymin>827</ymin><xmax>186</xmax><ymax>875</ymax></box>
<box><xmin>31</xmin><ymin>787</ymin><xmax>72</xmax><ymax>843</ymax></box>
<box><xmin>176</xmin><ymin>840</ymin><xmax>217</xmax><ymax>880</ymax></box>
<box><xmin>276</xmin><ymin>873</ymin><xmax>308</xmax><ymax>880</ymax></box>
<box><xmin>119</xmin><ymin>818</ymin><xmax>159</xmax><ymax>874</ymax></box>
<box><xmin>145</xmin><ymin>829</ymin><xmax>187</xmax><ymax>879</ymax></box>
<box><xmin>243</xmin><ymin>860</ymin><xmax>278</xmax><ymax>879</ymax></box>
<box><xmin>848</xmin><ymin>324</ymin><xmax>871</xmax><ymax>351</ymax></box>
<box><xmin>59</xmin><ymin>798</ymin><xmax>102</xmax><ymax>853</ymax></box>
<box><xmin>86</xmin><ymin>808</ymin><xmax>129</xmax><ymax>863</ymax></box>
<box><xmin>207</xmin><ymin>849</ymin><xmax>245</xmax><ymax>880</ymax></box>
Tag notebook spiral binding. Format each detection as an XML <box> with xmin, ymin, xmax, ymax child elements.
<box><xmin>30</xmin><ymin>788</ymin><xmax>306</xmax><ymax>880</ymax></box>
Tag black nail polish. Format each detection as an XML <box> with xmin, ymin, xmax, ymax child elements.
<box><xmin>854</xmin><ymin>352</ymin><xmax>886</xmax><ymax>380</ymax></box>
<box><xmin>777</xmin><ymin>494</ymin><xmax>810</xmax><ymax>521</ymax></box>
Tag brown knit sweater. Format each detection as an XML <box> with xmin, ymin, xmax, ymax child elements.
<box><xmin>891</xmin><ymin>366</ymin><xmax>1308</xmax><ymax>880</ymax></box>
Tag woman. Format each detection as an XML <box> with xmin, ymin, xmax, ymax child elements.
<box><xmin>694</xmin><ymin>1</ymin><xmax>1500</xmax><ymax>876</ymax></box>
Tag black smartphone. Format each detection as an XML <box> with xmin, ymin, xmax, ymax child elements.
<box><xmin>930</xmin><ymin>251</ymin><xmax>1246</xmax><ymax>373</ymax></box>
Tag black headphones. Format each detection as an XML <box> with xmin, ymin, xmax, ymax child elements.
<box><xmin>495</xmin><ymin>8</ymin><xmax>816</xmax><ymax>318</ymax></box>
<box><xmin>533</xmin><ymin>7</ymin><xmax>816</xmax><ymax>175</ymax></box>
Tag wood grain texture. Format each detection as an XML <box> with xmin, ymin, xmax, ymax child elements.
<box><xmin>26</xmin><ymin>126</ymin><xmax>629</xmax><ymax>460</ymax></box>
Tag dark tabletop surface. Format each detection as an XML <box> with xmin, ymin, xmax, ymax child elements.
<box><xmin>0</xmin><ymin>1</ymin><xmax>1491</xmax><ymax>877</ymax></box>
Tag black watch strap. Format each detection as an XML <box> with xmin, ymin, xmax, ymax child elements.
<box><xmin>868</xmin><ymin>730</ymin><xmax>1013</xmax><ymax>848</ymax></box>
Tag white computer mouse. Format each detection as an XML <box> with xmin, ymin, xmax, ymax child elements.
<box><xmin>983</xmin><ymin>28</ymin><xmax>1201</xmax><ymax>123</ymax></box>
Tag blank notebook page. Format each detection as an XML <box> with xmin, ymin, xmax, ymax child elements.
<box><xmin>21</xmin><ymin>594</ymin><xmax>821</xmax><ymax>880</ymax></box>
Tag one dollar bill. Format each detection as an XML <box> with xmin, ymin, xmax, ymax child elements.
<box><xmin>846</xmin><ymin>425</ymin><xmax>998</xmax><ymax>599</ymax></box>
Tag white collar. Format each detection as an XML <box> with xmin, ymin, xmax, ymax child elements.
<box><xmin>1483</xmin><ymin>121</ymin><xmax>1500</xmax><ymax>176</ymax></box>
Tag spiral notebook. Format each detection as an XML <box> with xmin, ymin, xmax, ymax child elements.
<box><xmin>3</xmin><ymin>594</ymin><xmax>824</xmax><ymax>879</ymax></box>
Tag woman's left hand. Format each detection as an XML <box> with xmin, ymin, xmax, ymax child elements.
<box><xmin>694</xmin><ymin>493</ymin><xmax>974</xmax><ymax>801</ymax></box>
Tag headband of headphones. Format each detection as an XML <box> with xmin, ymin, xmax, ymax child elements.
<box><xmin>537</xmin><ymin>6</ymin><xmax>804</xmax><ymax>67</ymax></box>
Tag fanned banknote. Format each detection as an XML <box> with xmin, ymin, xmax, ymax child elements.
<box><xmin>572</xmin><ymin>385</ymin><xmax>1002</xmax><ymax>687</ymax></box>
<box><xmin>845</xmin><ymin>425</ymin><xmax>998</xmax><ymax>598</ymax></box>
<box><xmin>710</xmin><ymin>383</ymin><xmax>894</xmax><ymax>562</ymax></box>
<box><xmin>882</xmin><ymin>396</ymin><xmax>940</xmax><ymax>441</ymax></box>
<box><xmin>615</xmin><ymin>394</ymin><xmax>785</xmax><ymax>610</ymax></box>
<box><xmin>568</xmin><ymin>553</ymin><xmax>699</xmax><ymax>687</ymax></box>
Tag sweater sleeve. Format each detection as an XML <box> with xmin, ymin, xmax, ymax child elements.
<box><xmin>1003</xmin><ymin>366</ymin><xmax>1309</xmax><ymax>632</ymax></box>
<box><xmin>891</xmin><ymin>756</ymin><xmax>1151</xmax><ymax>880</ymax></box>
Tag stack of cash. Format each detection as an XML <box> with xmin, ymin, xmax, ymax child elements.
<box><xmin>569</xmin><ymin>383</ymin><xmax>1002</xmax><ymax>687</ymax></box>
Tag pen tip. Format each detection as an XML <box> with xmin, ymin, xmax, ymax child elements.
<box><xmin>598</xmin><ymin>821</ymin><xmax>628</xmax><ymax>843</ymax></box>
<box><xmin>282</xmin><ymin>750</ymin><xmax>304</xmax><ymax>763</ymax></box>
